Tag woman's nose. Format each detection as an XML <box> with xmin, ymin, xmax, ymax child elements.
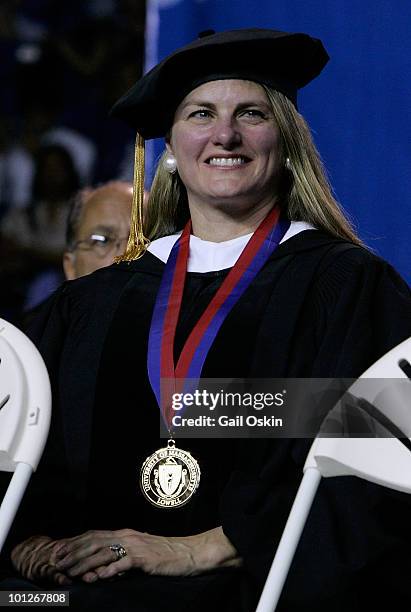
<box><xmin>211</xmin><ymin>118</ymin><xmax>241</xmax><ymax>148</ymax></box>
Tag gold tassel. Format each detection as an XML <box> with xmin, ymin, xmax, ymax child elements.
<box><xmin>115</xmin><ymin>132</ymin><xmax>150</xmax><ymax>262</ymax></box>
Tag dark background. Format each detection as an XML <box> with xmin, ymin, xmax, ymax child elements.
<box><xmin>1</xmin><ymin>0</ymin><xmax>409</xmax><ymax>324</ymax></box>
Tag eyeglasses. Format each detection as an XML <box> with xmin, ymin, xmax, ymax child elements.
<box><xmin>71</xmin><ymin>233</ymin><xmax>129</xmax><ymax>258</ymax></box>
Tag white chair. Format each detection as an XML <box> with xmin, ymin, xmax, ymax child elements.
<box><xmin>256</xmin><ymin>336</ymin><xmax>411</xmax><ymax>612</ymax></box>
<box><xmin>0</xmin><ymin>318</ymin><xmax>51</xmax><ymax>553</ymax></box>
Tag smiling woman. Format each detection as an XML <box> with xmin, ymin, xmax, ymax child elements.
<box><xmin>144</xmin><ymin>80</ymin><xmax>359</xmax><ymax>247</ymax></box>
<box><xmin>2</xmin><ymin>28</ymin><xmax>411</xmax><ymax>612</ymax></box>
<box><xmin>166</xmin><ymin>80</ymin><xmax>282</xmax><ymax>239</ymax></box>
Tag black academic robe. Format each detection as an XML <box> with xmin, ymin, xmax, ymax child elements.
<box><xmin>1</xmin><ymin>230</ymin><xmax>411</xmax><ymax>611</ymax></box>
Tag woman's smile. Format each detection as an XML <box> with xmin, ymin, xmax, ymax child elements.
<box><xmin>206</xmin><ymin>156</ymin><xmax>249</xmax><ymax>168</ymax></box>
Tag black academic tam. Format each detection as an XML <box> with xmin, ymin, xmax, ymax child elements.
<box><xmin>110</xmin><ymin>28</ymin><xmax>329</xmax><ymax>136</ymax></box>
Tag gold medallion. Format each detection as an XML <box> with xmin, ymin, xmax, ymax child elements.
<box><xmin>140</xmin><ymin>439</ymin><xmax>201</xmax><ymax>508</ymax></box>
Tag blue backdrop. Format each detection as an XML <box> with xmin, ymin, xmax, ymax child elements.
<box><xmin>145</xmin><ymin>0</ymin><xmax>410</xmax><ymax>283</ymax></box>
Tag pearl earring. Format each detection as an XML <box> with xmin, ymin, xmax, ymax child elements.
<box><xmin>285</xmin><ymin>157</ymin><xmax>292</xmax><ymax>171</ymax></box>
<box><xmin>163</xmin><ymin>154</ymin><xmax>177</xmax><ymax>174</ymax></box>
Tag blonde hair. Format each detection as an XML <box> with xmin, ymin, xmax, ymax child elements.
<box><xmin>144</xmin><ymin>155</ymin><xmax>189</xmax><ymax>239</ymax></box>
<box><xmin>144</xmin><ymin>86</ymin><xmax>362</xmax><ymax>245</ymax></box>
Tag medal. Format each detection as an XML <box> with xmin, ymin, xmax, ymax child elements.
<box><xmin>144</xmin><ymin>206</ymin><xmax>290</xmax><ymax>508</ymax></box>
<box><xmin>140</xmin><ymin>439</ymin><xmax>201</xmax><ymax>508</ymax></box>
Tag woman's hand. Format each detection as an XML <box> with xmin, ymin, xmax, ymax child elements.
<box><xmin>11</xmin><ymin>535</ymin><xmax>72</xmax><ymax>585</ymax></box>
<box><xmin>54</xmin><ymin>527</ymin><xmax>242</xmax><ymax>582</ymax></box>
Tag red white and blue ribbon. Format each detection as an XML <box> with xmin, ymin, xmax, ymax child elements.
<box><xmin>148</xmin><ymin>206</ymin><xmax>290</xmax><ymax>428</ymax></box>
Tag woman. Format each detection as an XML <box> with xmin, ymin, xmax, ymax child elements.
<box><xmin>2</xmin><ymin>29</ymin><xmax>411</xmax><ymax>611</ymax></box>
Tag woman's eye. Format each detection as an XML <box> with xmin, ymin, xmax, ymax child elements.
<box><xmin>241</xmin><ymin>109</ymin><xmax>266</xmax><ymax>119</ymax></box>
<box><xmin>188</xmin><ymin>109</ymin><xmax>211</xmax><ymax>119</ymax></box>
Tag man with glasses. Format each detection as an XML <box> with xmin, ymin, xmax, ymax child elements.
<box><xmin>63</xmin><ymin>181</ymin><xmax>133</xmax><ymax>280</ymax></box>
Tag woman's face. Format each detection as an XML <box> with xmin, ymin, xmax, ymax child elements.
<box><xmin>167</xmin><ymin>79</ymin><xmax>281</xmax><ymax>214</ymax></box>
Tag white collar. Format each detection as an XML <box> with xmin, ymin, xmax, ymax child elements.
<box><xmin>147</xmin><ymin>221</ymin><xmax>315</xmax><ymax>273</ymax></box>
